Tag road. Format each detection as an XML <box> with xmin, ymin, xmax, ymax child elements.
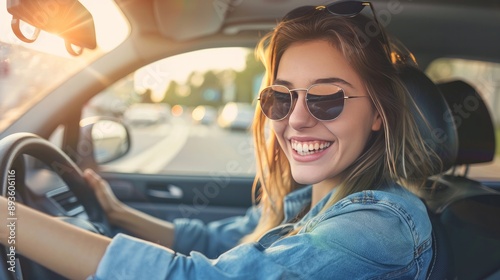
<box><xmin>106</xmin><ymin>117</ymin><xmax>256</xmax><ymax>175</ymax></box>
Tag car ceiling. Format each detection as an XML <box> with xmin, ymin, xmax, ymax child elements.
<box><xmin>115</xmin><ymin>0</ymin><xmax>500</xmax><ymax>68</ymax></box>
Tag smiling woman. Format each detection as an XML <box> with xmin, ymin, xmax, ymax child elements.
<box><xmin>0</xmin><ymin>2</ymin><xmax>447</xmax><ymax>279</ymax></box>
<box><xmin>0</xmin><ymin>0</ymin><xmax>499</xmax><ymax>278</ymax></box>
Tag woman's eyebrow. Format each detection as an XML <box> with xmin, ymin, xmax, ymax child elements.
<box><xmin>314</xmin><ymin>77</ymin><xmax>354</xmax><ymax>88</ymax></box>
<box><xmin>273</xmin><ymin>79</ymin><xmax>293</xmax><ymax>87</ymax></box>
<box><xmin>273</xmin><ymin>77</ymin><xmax>354</xmax><ymax>88</ymax></box>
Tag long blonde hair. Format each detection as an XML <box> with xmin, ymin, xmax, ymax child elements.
<box><xmin>242</xmin><ymin>9</ymin><xmax>441</xmax><ymax>242</ymax></box>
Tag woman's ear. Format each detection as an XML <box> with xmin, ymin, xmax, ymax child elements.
<box><xmin>371</xmin><ymin>111</ymin><xmax>382</xmax><ymax>131</ymax></box>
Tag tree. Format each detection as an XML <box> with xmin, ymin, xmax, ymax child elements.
<box><xmin>234</xmin><ymin>52</ymin><xmax>265</xmax><ymax>103</ymax></box>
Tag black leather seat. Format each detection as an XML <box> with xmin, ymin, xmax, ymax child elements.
<box><xmin>432</xmin><ymin>80</ymin><xmax>500</xmax><ymax>280</ymax></box>
<box><xmin>438</xmin><ymin>80</ymin><xmax>496</xmax><ymax>165</ymax></box>
<box><xmin>397</xmin><ymin>66</ymin><xmax>459</xmax><ymax>280</ymax></box>
<box><xmin>378</xmin><ymin>66</ymin><xmax>500</xmax><ymax>279</ymax></box>
<box><xmin>413</xmin><ymin>79</ymin><xmax>500</xmax><ymax>279</ymax></box>
<box><xmin>399</xmin><ymin>66</ymin><xmax>459</xmax><ymax>173</ymax></box>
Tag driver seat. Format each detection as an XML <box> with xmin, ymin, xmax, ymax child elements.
<box><xmin>428</xmin><ymin>80</ymin><xmax>500</xmax><ymax>279</ymax></box>
<box><xmin>397</xmin><ymin>65</ymin><xmax>458</xmax><ymax>280</ymax></box>
<box><xmin>414</xmin><ymin>78</ymin><xmax>500</xmax><ymax>279</ymax></box>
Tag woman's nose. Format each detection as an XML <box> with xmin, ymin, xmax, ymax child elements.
<box><xmin>287</xmin><ymin>92</ymin><xmax>318</xmax><ymax>129</ymax></box>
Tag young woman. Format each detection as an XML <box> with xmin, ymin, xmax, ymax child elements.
<box><xmin>0</xmin><ymin>2</ymin><xmax>441</xmax><ymax>279</ymax></box>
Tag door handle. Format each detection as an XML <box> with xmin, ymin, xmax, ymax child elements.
<box><xmin>147</xmin><ymin>185</ymin><xmax>183</xmax><ymax>199</ymax></box>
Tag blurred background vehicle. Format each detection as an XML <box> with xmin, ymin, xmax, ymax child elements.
<box><xmin>123</xmin><ymin>103</ymin><xmax>170</xmax><ymax>126</ymax></box>
<box><xmin>191</xmin><ymin>105</ymin><xmax>218</xmax><ymax>125</ymax></box>
<box><xmin>217</xmin><ymin>102</ymin><xmax>255</xmax><ymax>131</ymax></box>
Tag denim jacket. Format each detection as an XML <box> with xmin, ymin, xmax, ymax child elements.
<box><xmin>91</xmin><ymin>183</ymin><xmax>432</xmax><ymax>279</ymax></box>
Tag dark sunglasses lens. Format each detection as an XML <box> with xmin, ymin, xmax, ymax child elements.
<box><xmin>327</xmin><ymin>1</ymin><xmax>365</xmax><ymax>16</ymax></box>
<box><xmin>260</xmin><ymin>86</ymin><xmax>292</xmax><ymax>120</ymax></box>
<box><xmin>307</xmin><ymin>84</ymin><xmax>345</xmax><ymax>120</ymax></box>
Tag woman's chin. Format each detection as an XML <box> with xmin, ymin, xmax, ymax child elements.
<box><xmin>291</xmin><ymin>169</ymin><xmax>324</xmax><ymax>186</ymax></box>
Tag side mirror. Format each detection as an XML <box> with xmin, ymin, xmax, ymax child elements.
<box><xmin>80</xmin><ymin>118</ymin><xmax>131</xmax><ymax>164</ymax></box>
<box><xmin>6</xmin><ymin>0</ymin><xmax>97</xmax><ymax>56</ymax></box>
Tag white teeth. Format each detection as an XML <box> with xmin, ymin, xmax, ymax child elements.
<box><xmin>297</xmin><ymin>144</ymin><xmax>303</xmax><ymax>153</ymax></box>
<box><xmin>291</xmin><ymin>140</ymin><xmax>332</xmax><ymax>156</ymax></box>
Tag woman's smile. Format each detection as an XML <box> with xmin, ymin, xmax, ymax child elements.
<box><xmin>290</xmin><ymin>138</ymin><xmax>333</xmax><ymax>159</ymax></box>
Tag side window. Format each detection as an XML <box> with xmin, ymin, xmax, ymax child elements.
<box><xmin>83</xmin><ymin>47</ymin><xmax>264</xmax><ymax>177</ymax></box>
<box><xmin>426</xmin><ymin>58</ymin><xmax>500</xmax><ymax>180</ymax></box>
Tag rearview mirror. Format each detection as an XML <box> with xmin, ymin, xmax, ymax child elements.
<box><xmin>7</xmin><ymin>0</ymin><xmax>97</xmax><ymax>56</ymax></box>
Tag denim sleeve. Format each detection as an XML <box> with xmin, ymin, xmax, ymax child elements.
<box><xmin>91</xmin><ymin>200</ymin><xmax>431</xmax><ymax>280</ymax></box>
<box><xmin>91</xmin><ymin>233</ymin><xmax>302</xmax><ymax>280</ymax></box>
<box><xmin>172</xmin><ymin>205</ymin><xmax>261</xmax><ymax>258</ymax></box>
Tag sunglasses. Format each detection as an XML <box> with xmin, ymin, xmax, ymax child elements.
<box><xmin>258</xmin><ymin>84</ymin><xmax>368</xmax><ymax>121</ymax></box>
<box><xmin>283</xmin><ymin>1</ymin><xmax>392</xmax><ymax>62</ymax></box>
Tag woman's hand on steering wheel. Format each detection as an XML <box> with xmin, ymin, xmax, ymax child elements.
<box><xmin>83</xmin><ymin>169</ymin><xmax>125</xmax><ymax>226</ymax></box>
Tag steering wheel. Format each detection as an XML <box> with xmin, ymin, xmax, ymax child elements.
<box><xmin>0</xmin><ymin>133</ymin><xmax>111</xmax><ymax>280</ymax></box>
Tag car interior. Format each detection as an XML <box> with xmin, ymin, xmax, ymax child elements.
<box><xmin>397</xmin><ymin>65</ymin><xmax>500</xmax><ymax>279</ymax></box>
<box><xmin>426</xmin><ymin>79</ymin><xmax>500</xmax><ymax>280</ymax></box>
<box><xmin>0</xmin><ymin>0</ymin><xmax>499</xmax><ymax>279</ymax></box>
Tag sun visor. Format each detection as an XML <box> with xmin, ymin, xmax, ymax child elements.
<box><xmin>154</xmin><ymin>0</ymin><xmax>229</xmax><ymax>41</ymax></box>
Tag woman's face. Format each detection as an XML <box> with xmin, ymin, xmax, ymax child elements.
<box><xmin>272</xmin><ymin>40</ymin><xmax>382</xmax><ymax>188</ymax></box>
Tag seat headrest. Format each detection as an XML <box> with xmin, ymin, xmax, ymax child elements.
<box><xmin>398</xmin><ymin>66</ymin><xmax>458</xmax><ymax>173</ymax></box>
<box><xmin>437</xmin><ymin>80</ymin><xmax>496</xmax><ymax>164</ymax></box>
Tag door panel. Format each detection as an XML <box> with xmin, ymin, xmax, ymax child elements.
<box><xmin>101</xmin><ymin>172</ymin><xmax>254</xmax><ymax>223</ymax></box>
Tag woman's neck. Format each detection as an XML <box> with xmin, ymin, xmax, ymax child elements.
<box><xmin>311</xmin><ymin>178</ymin><xmax>339</xmax><ymax>207</ymax></box>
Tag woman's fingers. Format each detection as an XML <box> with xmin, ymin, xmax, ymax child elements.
<box><xmin>83</xmin><ymin>168</ymin><xmax>103</xmax><ymax>189</ymax></box>
<box><xmin>84</xmin><ymin>169</ymin><xmax>114</xmax><ymax>207</ymax></box>
<box><xmin>82</xmin><ymin>169</ymin><xmax>124</xmax><ymax>225</ymax></box>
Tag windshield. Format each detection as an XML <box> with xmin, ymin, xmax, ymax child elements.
<box><xmin>0</xmin><ymin>0</ymin><xmax>129</xmax><ymax>132</ymax></box>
